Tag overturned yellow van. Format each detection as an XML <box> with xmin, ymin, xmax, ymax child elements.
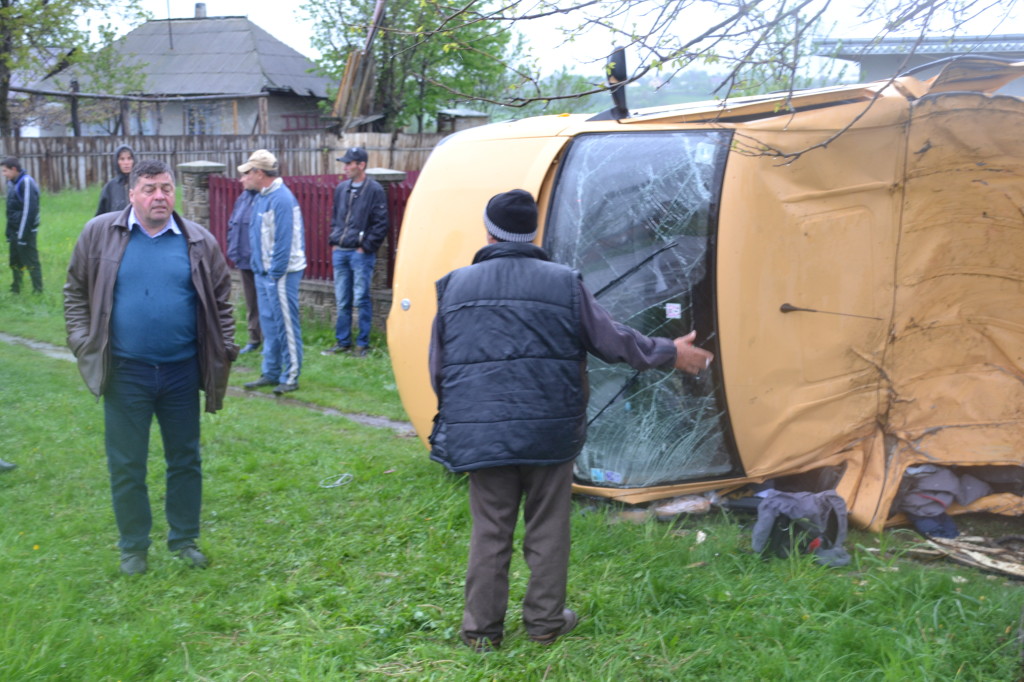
<box><xmin>387</xmin><ymin>58</ymin><xmax>1024</xmax><ymax>531</ymax></box>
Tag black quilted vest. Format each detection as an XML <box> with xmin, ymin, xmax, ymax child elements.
<box><xmin>430</xmin><ymin>242</ymin><xmax>588</xmax><ymax>472</ymax></box>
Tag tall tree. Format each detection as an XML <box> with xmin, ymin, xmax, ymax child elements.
<box><xmin>44</xmin><ymin>26</ymin><xmax>148</xmax><ymax>135</ymax></box>
<box><xmin>0</xmin><ymin>0</ymin><xmax>145</xmax><ymax>136</ymax></box>
<box><xmin>305</xmin><ymin>0</ymin><xmax>518</xmax><ymax>132</ymax></box>
<box><xmin>333</xmin><ymin>0</ymin><xmax>1019</xmax><ymax>111</ymax></box>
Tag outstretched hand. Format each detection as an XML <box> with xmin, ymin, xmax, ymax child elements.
<box><xmin>673</xmin><ymin>331</ymin><xmax>714</xmax><ymax>375</ymax></box>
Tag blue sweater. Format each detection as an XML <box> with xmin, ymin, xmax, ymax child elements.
<box><xmin>110</xmin><ymin>227</ymin><xmax>198</xmax><ymax>363</ymax></box>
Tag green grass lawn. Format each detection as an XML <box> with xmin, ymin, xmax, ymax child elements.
<box><xmin>0</xmin><ymin>188</ymin><xmax>1021</xmax><ymax>680</ymax></box>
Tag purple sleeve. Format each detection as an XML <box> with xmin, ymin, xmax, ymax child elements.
<box><xmin>578</xmin><ymin>282</ymin><xmax>676</xmax><ymax>370</ymax></box>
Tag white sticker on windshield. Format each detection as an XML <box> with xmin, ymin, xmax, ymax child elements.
<box><xmin>666</xmin><ymin>302</ymin><xmax>682</xmax><ymax>319</ymax></box>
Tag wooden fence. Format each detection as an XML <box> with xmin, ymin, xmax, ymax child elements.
<box><xmin>0</xmin><ymin>131</ymin><xmax>442</xmax><ymax>193</ymax></box>
<box><xmin>208</xmin><ymin>171</ymin><xmax>420</xmax><ymax>284</ymax></box>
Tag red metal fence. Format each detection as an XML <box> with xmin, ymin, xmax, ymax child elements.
<box><xmin>208</xmin><ymin>171</ymin><xmax>419</xmax><ymax>284</ymax></box>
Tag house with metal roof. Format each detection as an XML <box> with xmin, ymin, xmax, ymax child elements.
<box><xmin>39</xmin><ymin>4</ymin><xmax>332</xmax><ymax>136</ymax></box>
<box><xmin>817</xmin><ymin>34</ymin><xmax>1024</xmax><ymax>97</ymax></box>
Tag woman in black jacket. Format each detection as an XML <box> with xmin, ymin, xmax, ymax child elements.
<box><xmin>95</xmin><ymin>145</ymin><xmax>135</xmax><ymax>216</ymax></box>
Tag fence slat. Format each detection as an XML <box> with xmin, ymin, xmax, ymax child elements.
<box><xmin>0</xmin><ymin>132</ymin><xmax>442</xmax><ymax>193</ymax></box>
<box><xmin>209</xmin><ymin>173</ymin><xmax>419</xmax><ymax>284</ymax></box>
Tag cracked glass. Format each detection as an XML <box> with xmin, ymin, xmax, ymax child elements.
<box><xmin>544</xmin><ymin>130</ymin><xmax>739</xmax><ymax>488</ymax></box>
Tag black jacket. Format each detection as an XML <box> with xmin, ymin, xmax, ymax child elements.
<box><xmin>328</xmin><ymin>177</ymin><xmax>389</xmax><ymax>252</ymax></box>
<box><xmin>6</xmin><ymin>170</ymin><xmax>40</xmax><ymax>242</ymax></box>
<box><xmin>95</xmin><ymin>144</ymin><xmax>134</xmax><ymax>216</ymax></box>
<box><xmin>429</xmin><ymin>242</ymin><xmax>589</xmax><ymax>472</ymax></box>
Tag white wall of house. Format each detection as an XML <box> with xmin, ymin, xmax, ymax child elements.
<box><xmin>31</xmin><ymin>94</ymin><xmax>326</xmax><ymax>137</ymax></box>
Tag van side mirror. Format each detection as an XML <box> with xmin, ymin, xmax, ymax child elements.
<box><xmin>588</xmin><ymin>47</ymin><xmax>630</xmax><ymax>121</ymax></box>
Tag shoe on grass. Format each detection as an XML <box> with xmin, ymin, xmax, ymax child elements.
<box><xmin>244</xmin><ymin>375</ymin><xmax>276</xmax><ymax>390</ymax></box>
<box><xmin>460</xmin><ymin>632</ymin><xmax>502</xmax><ymax>653</ymax></box>
<box><xmin>174</xmin><ymin>543</ymin><xmax>208</xmax><ymax>569</ymax></box>
<box><xmin>529</xmin><ymin>608</ymin><xmax>578</xmax><ymax>645</ymax></box>
<box><xmin>320</xmin><ymin>343</ymin><xmax>351</xmax><ymax>356</ymax></box>
<box><xmin>119</xmin><ymin>550</ymin><xmax>148</xmax><ymax>575</ymax></box>
<box><xmin>354</xmin><ymin>346</ymin><xmax>369</xmax><ymax>357</ymax></box>
<box><xmin>273</xmin><ymin>382</ymin><xmax>299</xmax><ymax>395</ymax></box>
<box><xmin>0</xmin><ymin>458</ymin><xmax>16</xmax><ymax>473</ymax></box>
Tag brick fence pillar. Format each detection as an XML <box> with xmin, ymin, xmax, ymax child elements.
<box><xmin>176</xmin><ymin>160</ymin><xmax>226</xmax><ymax>226</ymax></box>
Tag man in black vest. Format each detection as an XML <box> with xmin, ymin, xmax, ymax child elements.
<box><xmin>429</xmin><ymin>189</ymin><xmax>714</xmax><ymax>652</ymax></box>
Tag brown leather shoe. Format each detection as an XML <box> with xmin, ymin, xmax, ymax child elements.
<box><xmin>529</xmin><ymin>608</ymin><xmax>578</xmax><ymax>645</ymax></box>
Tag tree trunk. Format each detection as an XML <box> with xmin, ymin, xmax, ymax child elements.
<box><xmin>0</xmin><ymin>24</ymin><xmax>13</xmax><ymax>137</ymax></box>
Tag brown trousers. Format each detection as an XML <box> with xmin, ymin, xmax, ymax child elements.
<box><xmin>462</xmin><ymin>460</ymin><xmax>574</xmax><ymax>640</ymax></box>
<box><xmin>239</xmin><ymin>268</ymin><xmax>262</xmax><ymax>345</ymax></box>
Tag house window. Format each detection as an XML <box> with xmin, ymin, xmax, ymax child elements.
<box><xmin>281</xmin><ymin>113</ymin><xmax>321</xmax><ymax>131</ymax></box>
<box><xmin>185</xmin><ymin>104</ymin><xmax>217</xmax><ymax>135</ymax></box>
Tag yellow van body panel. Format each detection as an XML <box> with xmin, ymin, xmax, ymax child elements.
<box><xmin>389</xmin><ymin>63</ymin><xmax>1024</xmax><ymax>530</ymax></box>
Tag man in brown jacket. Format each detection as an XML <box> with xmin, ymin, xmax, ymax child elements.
<box><xmin>64</xmin><ymin>159</ymin><xmax>238</xmax><ymax>575</ymax></box>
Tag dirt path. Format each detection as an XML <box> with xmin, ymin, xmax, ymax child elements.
<box><xmin>0</xmin><ymin>332</ymin><xmax>416</xmax><ymax>438</ymax></box>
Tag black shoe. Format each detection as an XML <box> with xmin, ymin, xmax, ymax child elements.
<box><xmin>174</xmin><ymin>543</ymin><xmax>208</xmax><ymax>569</ymax></box>
<box><xmin>529</xmin><ymin>608</ymin><xmax>578</xmax><ymax>645</ymax></box>
<box><xmin>244</xmin><ymin>375</ymin><xmax>277</xmax><ymax>390</ymax></box>
<box><xmin>354</xmin><ymin>346</ymin><xmax>369</xmax><ymax>357</ymax></box>
<box><xmin>460</xmin><ymin>632</ymin><xmax>502</xmax><ymax>653</ymax></box>
<box><xmin>120</xmin><ymin>550</ymin><xmax>148</xmax><ymax>575</ymax></box>
<box><xmin>320</xmin><ymin>343</ymin><xmax>351</xmax><ymax>356</ymax></box>
<box><xmin>273</xmin><ymin>382</ymin><xmax>299</xmax><ymax>395</ymax></box>
<box><xmin>239</xmin><ymin>342</ymin><xmax>260</xmax><ymax>354</ymax></box>
<box><xmin>0</xmin><ymin>458</ymin><xmax>16</xmax><ymax>473</ymax></box>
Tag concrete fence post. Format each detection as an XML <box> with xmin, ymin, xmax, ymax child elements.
<box><xmin>176</xmin><ymin>160</ymin><xmax>226</xmax><ymax>226</ymax></box>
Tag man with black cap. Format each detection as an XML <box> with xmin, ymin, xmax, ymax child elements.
<box><xmin>429</xmin><ymin>189</ymin><xmax>714</xmax><ymax>652</ymax></box>
<box><xmin>322</xmin><ymin>146</ymin><xmax>389</xmax><ymax>357</ymax></box>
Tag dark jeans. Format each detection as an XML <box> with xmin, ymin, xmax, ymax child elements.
<box><xmin>462</xmin><ymin>460</ymin><xmax>574</xmax><ymax>641</ymax></box>
<box><xmin>332</xmin><ymin>248</ymin><xmax>376</xmax><ymax>348</ymax></box>
<box><xmin>103</xmin><ymin>356</ymin><xmax>202</xmax><ymax>552</ymax></box>
<box><xmin>9</xmin><ymin>232</ymin><xmax>42</xmax><ymax>293</ymax></box>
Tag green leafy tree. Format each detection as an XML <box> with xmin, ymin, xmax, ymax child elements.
<box><xmin>339</xmin><ymin>0</ymin><xmax>1018</xmax><ymax>112</ymax></box>
<box><xmin>0</xmin><ymin>0</ymin><xmax>146</xmax><ymax>136</ymax></box>
<box><xmin>304</xmin><ymin>0</ymin><xmax>517</xmax><ymax>132</ymax></box>
<box><xmin>46</xmin><ymin>26</ymin><xmax>148</xmax><ymax>134</ymax></box>
<box><xmin>481</xmin><ymin>67</ymin><xmax>601</xmax><ymax>120</ymax></box>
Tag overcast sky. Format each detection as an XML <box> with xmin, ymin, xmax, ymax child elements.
<box><xmin>92</xmin><ymin>0</ymin><xmax>1024</xmax><ymax>73</ymax></box>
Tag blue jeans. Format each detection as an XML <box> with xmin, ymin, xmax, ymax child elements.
<box><xmin>255</xmin><ymin>270</ymin><xmax>304</xmax><ymax>385</ymax></box>
<box><xmin>332</xmin><ymin>249</ymin><xmax>376</xmax><ymax>348</ymax></box>
<box><xmin>103</xmin><ymin>356</ymin><xmax>201</xmax><ymax>552</ymax></box>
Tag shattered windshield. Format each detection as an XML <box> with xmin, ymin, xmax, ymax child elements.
<box><xmin>544</xmin><ymin>131</ymin><xmax>740</xmax><ymax>488</ymax></box>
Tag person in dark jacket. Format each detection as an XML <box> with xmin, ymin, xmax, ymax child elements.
<box><xmin>429</xmin><ymin>189</ymin><xmax>714</xmax><ymax>652</ymax></box>
<box><xmin>2</xmin><ymin>156</ymin><xmax>42</xmax><ymax>294</ymax></box>
<box><xmin>321</xmin><ymin>147</ymin><xmax>388</xmax><ymax>357</ymax></box>
<box><xmin>225</xmin><ymin>188</ymin><xmax>262</xmax><ymax>353</ymax></box>
<box><xmin>64</xmin><ymin>159</ymin><xmax>238</xmax><ymax>575</ymax></box>
<box><xmin>95</xmin><ymin>144</ymin><xmax>135</xmax><ymax>216</ymax></box>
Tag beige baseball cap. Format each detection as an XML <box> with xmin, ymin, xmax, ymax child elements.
<box><xmin>238</xmin><ymin>149</ymin><xmax>278</xmax><ymax>173</ymax></box>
